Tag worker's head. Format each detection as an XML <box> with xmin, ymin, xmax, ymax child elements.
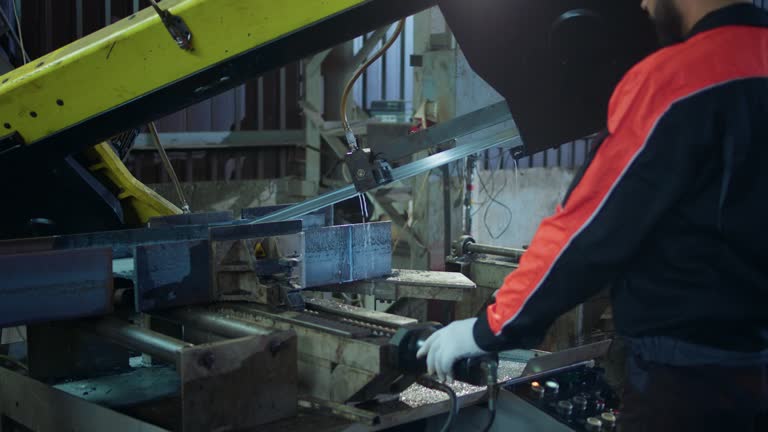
<box><xmin>641</xmin><ymin>0</ymin><xmax>752</xmax><ymax>45</ymax></box>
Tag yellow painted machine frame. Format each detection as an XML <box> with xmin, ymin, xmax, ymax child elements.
<box><xmin>0</xmin><ymin>0</ymin><xmax>432</xmax><ymax>156</ymax></box>
<box><xmin>83</xmin><ymin>143</ymin><xmax>182</xmax><ymax>224</ymax></box>
<box><xmin>0</xmin><ymin>0</ymin><xmax>366</xmax><ymax>144</ymax></box>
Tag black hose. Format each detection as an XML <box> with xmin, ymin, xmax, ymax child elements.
<box><xmin>418</xmin><ymin>377</ymin><xmax>459</xmax><ymax>432</ymax></box>
<box><xmin>480</xmin><ymin>359</ymin><xmax>499</xmax><ymax>432</ymax></box>
<box><xmin>480</xmin><ymin>386</ymin><xmax>498</xmax><ymax>432</ymax></box>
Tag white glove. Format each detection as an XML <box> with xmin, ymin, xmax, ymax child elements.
<box><xmin>416</xmin><ymin>318</ymin><xmax>487</xmax><ymax>382</ymax></box>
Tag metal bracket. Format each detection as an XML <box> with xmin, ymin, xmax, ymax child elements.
<box><xmin>149</xmin><ymin>0</ymin><xmax>193</xmax><ymax>51</ymax></box>
<box><xmin>345</xmin><ymin>147</ymin><xmax>394</xmax><ymax>193</ymax></box>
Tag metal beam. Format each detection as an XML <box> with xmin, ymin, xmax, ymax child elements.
<box><xmin>86</xmin><ymin>317</ymin><xmax>192</xmax><ymax>364</ymax></box>
<box><xmin>371</xmin><ymin>101</ymin><xmax>513</xmax><ymax>162</ymax></box>
<box><xmin>161</xmin><ymin>309</ymin><xmax>273</xmax><ymax>338</ymax></box>
<box><xmin>134</xmin><ymin>240</ymin><xmax>212</xmax><ymax>312</ymax></box>
<box><xmin>131</xmin><ymin>130</ymin><xmax>305</xmax><ymax>150</ymax></box>
<box><xmin>304</xmin><ymin>222</ymin><xmax>392</xmax><ymax>287</ymax></box>
<box><xmin>0</xmin><ymin>248</ymin><xmax>113</xmax><ymax>327</ymax></box>
<box><xmin>466</xmin><ymin>242</ymin><xmax>525</xmax><ymax>260</ymax></box>
<box><xmin>178</xmin><ymin>331</ymin><xmax>298</xmax><ymax>431</ymax></box>
<box><xmin>0</xmin><ymin>220</ymin><xmax>302</xmax><ymax>258</ymax></box>
<box><xmin>242</xmin><ymin>205</ymin><xmax>333</xmax><ymax>229</ymax></box>
<box><xmin>251</xmin><ymin>127</ymin><xmax>522</xmax><ymax>224</ymax></box>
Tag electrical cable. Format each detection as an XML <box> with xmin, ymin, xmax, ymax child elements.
<box><xmin>0</xmin><ymin>4</ymin><xmax>29</xmax><ymax>64</ymax></box>
<box><xmin>480</xmin><ymin>359</ymin><xmax>499</xmax><ymax>432</ymax></box>
<box><xmin>482</xmin><ymin>388</ymin><xmax>498</xmax><ymax>432</ymax></box>
<box><xmin>147</xmin><ymin>121</ymin><xmax>191</xmax><ymax>214</ymax></box>
<box><xmin>417</xmin><ymin>376</ymin><xmax>459</xmax><ymax>432</ymax></box>
<box><xmin>340</xmin><ymin>19</ymin><xmax>405</xmax><ymax>150</ymax></box>
<box><xmin>477</xmin><ymin>150</ymin><xmax>514</xmax><ymax>240</ymax></box>
<box><xmin>10</xmin><ymin>0</ymin><xmax>29</xmax><ymax>63</ymax></box>
<box><xmin>472</xmin><ymin>148</ymin><xmax>505</xmax><ymax>218</ymax></box>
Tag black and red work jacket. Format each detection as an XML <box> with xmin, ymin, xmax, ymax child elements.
<box><xmin>474</xmin><ymin>4</ymin><xmax>768</xmax><ymax>357</ymax></box>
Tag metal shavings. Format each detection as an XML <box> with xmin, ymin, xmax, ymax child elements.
<box><xmin>309</xmin><ymin>298</ymin><xmax>365</xmax><ymax>313</ymax></box>
<box><xmin>497</xmin><ymin>360</ymin><xmax>527</xmax><ymax>382</ymax></box>
<box><xmin>399</xmin><ymin>360</ymin><xmax>526</xmax><ymax>408</ymax></box>
<box><xmin>400</xmin><ymin>381</ymin><xmax>484</xmax><ymax>408</ymax></box>
<box><xmin>339</xmin><ymin>317</ymin><xmax>396</xmax><ymax>336</ymax></box>
<box><xmin>216</xmin><ymin>308</ymin><xmax>262</xmax><ymax>323</ymax></box>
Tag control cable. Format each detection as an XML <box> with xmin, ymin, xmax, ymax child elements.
<box><xmin>480</xmin><ymin>359</ymin><xmax>499</xmax><ymax>432</ymax></box>
<box><xmin>417</xmin><ymin>376</ymin><xmax>459</xmax><ymax>432</ymax></box>
<box><xmin>0</xmin><ymin>7</ymin><xmax>29</xmax><ymax>64</ymax></box>
<box><xmin>147</xmin><ymin>121</ymin><xmax>191</xmax><ymax>214</ymax></box>
<box><xmin>340</xmin><ymin>19</ymin><xmax>405</xmax><ymax>151</ymax></box>
<box><xmin>11</xmin><ymin>0</ymin><xmax>30</xmax><ymax>63</ymax></box>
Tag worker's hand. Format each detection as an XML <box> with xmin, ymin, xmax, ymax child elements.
<box><xmin>416</xmin><ymin>318</ymin><xmax>487</xmax><ymax>382</ymax></box>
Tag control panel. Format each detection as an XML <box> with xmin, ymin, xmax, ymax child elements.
<box><xmin>504</xmin><ymin>365</ymin><xmax>620</xmax><ymax>431</ymax></box>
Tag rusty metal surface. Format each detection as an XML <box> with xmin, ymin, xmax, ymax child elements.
<box><xmin>304</xmin><ymin>222</ymin><xmax>392</xmax><ymax>287</ymax></box>
<box><xmin>211</xmin><ymin>232</ymin><xmax>304</xmax><ymax>305</ymax></box>
<box><xmin>179</xmin><ymin>331</ymin><xmax>298</xmax><ymax>432</ymax></box>
<box><xmin>222</xmin><ymin>304</ymin><xmax>358</xmax><ymax>339</ymax></box>
<box><xmin>0</xmin><ymin>247</ymin><xmax>113</xmax><ymax>327</ymax></box>
<box><xmin>134</xmin><ymin>240</ymin><xmax>212</xmax><ymax>312</ymax></box>
<box><xmin>298</xmin><ymin>398</ymin><xmax>381</xmax><ymax>426</ymax></box>
<box><xmin>0</xmin><ymin>366</ymin><xmax>168</xmax><ymax>432</ymax></box>
<box><xmin>313</xmin><ymin>269</ymin><xmax>476</xmax><ymax>302</ymax></box>
<box><xmin>216</xmin><ymin>304</ymin><xmax>393</xmax><ymax>402</ymax></box>
<box><xmin>305</xmin><ymin>298</ymin><xmax>416</xmax><ymax>329</ymax></box>
<box><xmin>27</xmin><ymin>322</ymin><xmax>132</xmax><ymax>383</ymax></box>
<box><xmin>54</xmin><ymin>366</ymin><xmax>180</xmax><ymax>409</ymax></box>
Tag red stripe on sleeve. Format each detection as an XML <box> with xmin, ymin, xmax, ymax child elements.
<box><xmin>487</xmin><ymin>25</ymin><xmax>768</xmax><ymax>335</ymax></box>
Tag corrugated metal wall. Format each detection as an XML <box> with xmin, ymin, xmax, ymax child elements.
<box><xmin>512</xmin><ymin>138</ymin><xmax>593</xmax><ymax>170</ymax></box>
<box><xmin>353</xmin><ymin>16</ymin><xmax>415</xmax><ymax>114</ymax></box>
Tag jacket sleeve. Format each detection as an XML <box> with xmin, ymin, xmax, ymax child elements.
<box><xmin>473</xmin><ymin>75</ymin><xmax>717</xmax><ymax>351</ymax></box>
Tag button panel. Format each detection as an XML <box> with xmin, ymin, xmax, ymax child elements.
<box><xmin>504</xmin><ymin>365</ymin><xmax>620</xmax><ymax>431</ymax></box>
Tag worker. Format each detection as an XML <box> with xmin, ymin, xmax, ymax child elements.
<box><xmin>418</xmin><ymin>1</ymin><xmax>768</xmax><ymax>430</ymax></box>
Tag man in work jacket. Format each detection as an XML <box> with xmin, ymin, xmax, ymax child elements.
<box><xmin>418</xmin><ymin>1</ymin><xmax>768</xmax><ymax>430</ymax></box>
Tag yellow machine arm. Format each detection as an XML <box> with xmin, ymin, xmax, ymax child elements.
<box><xmin>83</xmin><ymin>143</ymin><xmax>182</xmax><ymax>224</ymax></box>
<box><xmin>0</xmin><ymin>0</ymin><xmax>434</xmax><ymax>236</ymax></box>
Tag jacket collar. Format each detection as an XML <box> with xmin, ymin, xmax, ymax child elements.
<box><xmin>688</xmin><ymin>4</ymin><xmax>768</xmax><ymax>40</ymax></box>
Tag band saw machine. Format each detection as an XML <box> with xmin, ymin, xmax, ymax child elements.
<box><xmin>0</xmin><ymin>0</ymin><xmax>656</xmax><ymax>430</ymax></box>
